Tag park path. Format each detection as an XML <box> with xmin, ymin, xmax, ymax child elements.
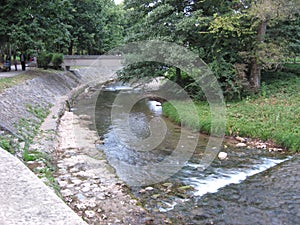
<box><xmin>0</xmin><ymin>65</ymin><xmax>26</xmax><ymax>78</ymax></box>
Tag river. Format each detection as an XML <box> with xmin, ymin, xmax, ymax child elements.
<box><xmin>75</xmin><ymin>82</ymin><xmax>299</xmax><ymax>224</ymax></box>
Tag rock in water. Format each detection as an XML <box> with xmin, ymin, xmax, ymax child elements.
<box><xmin>218</xmin><ymin>152</ymin><xmax>228</xmax><ymax>160</ymax></box>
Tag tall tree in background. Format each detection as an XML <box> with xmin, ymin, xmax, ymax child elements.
<box><xmin>247</xmin><ymin>0</ymin><xmax>300</xmax><ymax>92</ymax></box>
<box><xmin>122</xmin><ymin>0</ymin><xmax>300</xmax><ymax>97</ymax></box>
<box><xmin>0</xmin><ymin>0</ymin><xmax>124</xmax><ymax>55</ymax></box>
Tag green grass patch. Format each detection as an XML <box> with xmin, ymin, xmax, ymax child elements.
<box><xmin>0</xmin><ymin>73</ymin><xmax>38</xmax><ymax>93</ymax></box>
<box><xmin>163</xmin><ymin>70</ymin><xmax>300</xmax><ymax>152</ymax></box>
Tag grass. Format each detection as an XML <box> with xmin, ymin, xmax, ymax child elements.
<box><xmin>0</xmin><ymin>73</ymin><xmax>38</xmax><ymax>93</ymax></box>
<box><xmin>163</xmin><ymin>67</ymin><xmax>300</xmax><ymax>152</ymax></box>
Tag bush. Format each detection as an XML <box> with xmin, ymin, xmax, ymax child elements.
<box><xmin>38</xmin><ymin>52</ymin><xmax>53</xmax><ymax>69</ymax></box>
<box><xmin>52</xmin><ymin>53</ymin><xmax>64</xmax><ymax>70</ymax></box>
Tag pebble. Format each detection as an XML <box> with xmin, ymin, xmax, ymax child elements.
<box><xmin>139</xmin><ymin>189</ymin><xmax>146</xmax><ymax>194</ymax></box>
<box><xmin>218</xmin><ymin>152</ymin><xmax>228</xmax><ymax>160</ymax></box>
<box><xmin>235</xmin><ymin>136</ymin><xmax>246</xmax><ymax>143</ymax></box>
<box><xmin>61</xmin><ymin>189</ymin><xmax>73</xmax><ymax>197</ymax></box>
<box><xmin>236</xmin><ymin>143</ymin><xmax>247</xmax><ymax>147</ymax></box>
<box><xmin>145</xmin><ymin>187</ymin><xmax>154</xmax><ymax>191</ymax></box>
<box><xmin>57</xmin><ymin>180</ymin><xmax>69</xmax><ymax>188</ymax></box>
<box><xmin>74</xmin><ymin>203</ymin><xmax>87</xmax><ymax>210</ymax></box>
<box><xmin>84</xmin><ymin>210</ymin><xmax>96</xmax><ymax>218</ymax></box>
<box><xmin>71</xmin><ymin>178</ymin><xmax>82</xmax><ymax>185</ymax></box>
<box><xmin>81</xmin><ymin>186</ymin><xmax>91</xmax><ymax>193</ymax></box>
<box><xmin>257</xmin><ymin>144</ymin><xmax>267</xmax><ymax>149</ymax></box>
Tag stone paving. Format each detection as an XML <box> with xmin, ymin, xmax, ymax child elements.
<box><xmin>54</xmin><ymin>111</ymin><xmax>149</xmax><ymax>224</ymax></box>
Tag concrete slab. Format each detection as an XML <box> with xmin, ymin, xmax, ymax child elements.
<box><xmin>0</xmin><ymin>148</ymin><xmax>87</xmax><ymax>225</ymax></box>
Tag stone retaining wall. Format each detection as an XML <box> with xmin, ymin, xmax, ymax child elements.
<box><xmin>0</xmin><ymin>71</ymin><xmax>80</xmax><ymax>135</ymax></box>
<box><xmin>0</xmin><ymin>64</ymin><xmax>122</xmax><ymax>136</ymax></box>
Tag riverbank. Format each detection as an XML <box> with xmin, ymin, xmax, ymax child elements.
<box><xmin>0</xmin><ymin>65</ymin><xmax>151</xmax><ymax>224</ymax></box>
<box><xmin>162</xmin><ymin>69</ymin><xmax>300</xmax><ymax>152</ymax></box>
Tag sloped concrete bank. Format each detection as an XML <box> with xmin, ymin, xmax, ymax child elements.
<box><xmin>0</xmin><ymin>70</ymin><xmax>80</xmax><ymax>135</ymax></box>
<box><xmin>0</xmin><ymin>66</ymin><xmax>154</xmax><ymax>224</ymax></box>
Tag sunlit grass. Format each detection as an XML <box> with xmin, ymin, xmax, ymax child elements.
<box><xmin>163</xmin><ymin>70</ymin><xmax>300</xmax><ymax>152</ymax></box>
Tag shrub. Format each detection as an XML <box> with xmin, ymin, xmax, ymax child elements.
<box><xmin>38</xmin><ymin>52</ymin><xmax>53</xmax><ymax>69</ymax></box>
<box><xmin>51</xmin><ymin>53</ymin><xmax>64</xmax><ymax>70</ymax></box>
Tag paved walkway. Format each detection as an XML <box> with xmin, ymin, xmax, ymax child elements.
<box><xmin>0</xmin><ymin>65</ymin><xmax>29</xmax><ymax>78</ymax></box>
<box><xmin>0</xmin><ymin>148</ymin><xmax>87</xmax><ymax>225</ymax></box>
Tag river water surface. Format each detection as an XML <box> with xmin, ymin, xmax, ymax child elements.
<box><xmin>77</xmin><ymin>82</ymin><xmax>299</xmax><ymax>224</ymax></box>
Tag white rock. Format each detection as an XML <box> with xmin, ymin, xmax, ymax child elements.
<box><xmin>145</xmin><ymin>187</ymin><xmax>154</xmax><ymax>191</ymax></box>
<box><xmin>236</xmin><ymin>143</ymin><xmax>247</xmax><ymax>147</ymax></box>
<box><xmin>71</xmin><ymin>178</ymin><xmax>82</xmax><ymax>185</ymax></box>
<box><xmin>218</xmin><ymin>152</ymin><xmax>228</xmax><ymax>160</ymax></box>
<box><xmin>75</xmin><ymin>203</ymin><xmax>87</xmax><ymax>210</ymax></box>
<box><xmin>236</xmin><ymin>136</ymin><xmax>246</xmax><ymax>143</ymax></box>
<box><xmin>139</xmin><ymin>189</ymin><xmax>146</xmax><ymax>194</ymax></box>
<box><xmin>84</xmin><ymin>210</ymin><xmax>96</xmax><ymax>218</ymax></box>
<box><xmin>81</xmin><ymin>186</ymin><xmax>91</xmax><ymax>193</ymax></box>
<box><xmin>57</xmin><ymin>180</ymin><xmax>69</xmax><ymax>188</ymax></box>
<box><xmin>257</xmin><ymin>144</ymin><xmax>267</xmax><ymax>149</ymax></box>
<box><xmin>61</xmin><ymin>189</ymin><xmax>73</xmax><ymax>197</ymax></box>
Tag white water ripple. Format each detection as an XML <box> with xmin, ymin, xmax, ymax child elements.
<box><xmin>186</xmin><ymin>157</ymin><xmax>291</xmax><ymax>197</ymax></box>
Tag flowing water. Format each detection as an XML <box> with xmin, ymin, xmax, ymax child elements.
<box><xmin>76</xmin><ymin>82</ymin><xmax>299</xmax><ymax>224</ymax></box>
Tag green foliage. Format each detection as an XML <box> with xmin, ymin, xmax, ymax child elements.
<box><xmin>0</xmin><ymin>138</ymin><xmax>14</xmax><ymax>154</ymax></box>
<box><xmin>163</xmin><ymin>101</ymin><xmax>209</xmax><ymax>133</ymax></box>
<box><xmin>163</xmin><ymin>69</ymin><xmax>300</xmax><ymax>152</ymax></box>
<box><xmin>37</xmin><ymin>52</ymin><xmax>53</xmax><ymax>69</ymax></box>
<box><xmin>26</xmin><ymin>105</ymin><xmax>50</xmax><ymax>121</ymax></box>
<box><xmin>22</xmin><ymin>143</ymin><xmax>40</xmax><ymax>162</ymax></box>
<box><xmin>51</xmin><ymin>53</ymin><xmax>64</xmax><ymax>70</ymax></box>
<box><xmin>121</xmin><ymin>0</ymin><xmax>300</xmax><ymax>97</ymax></box>
<box><xmin>209</xmin><ymin>57</ymin><xmax>242</xmax><ymax>100</ymax></box>
<box><xmin>283</xmin><ymin>63</ymin><xmax>300</xmax><ymax>75</ymax></box>
<box><xmin>0</xmin><ymin>0</ymin><xmax>124</xmax><ymax>54</ymax></box>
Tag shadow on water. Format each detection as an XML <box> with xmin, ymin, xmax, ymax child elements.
<box><xmin>81</xmin><ymin>82</ymin><xmax>299</xmax><ymax>224</ymax></box>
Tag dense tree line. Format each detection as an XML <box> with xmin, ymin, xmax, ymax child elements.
<box><xmin>0</xmin><ymin>0</ymin><xmax>299</xmax><ymax>97</ymax></box>
<box><xmin>120</xmin><ymin>0</ymin><xmax>300</xmax><ymax>97</ymax></box>
<box><xmin>0</xmin><ymin>0</ymin><xmax>124</xmax><ymax>56</ymax></box>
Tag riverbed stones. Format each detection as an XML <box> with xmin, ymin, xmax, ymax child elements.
<box><xmin>218</xmin><ymin>151</ymin><xmax>228</xmax><ymax>160</ymax></box>
<box><xmin>235</xmin><ymin>136</ymin><xmax>247</xmax><ymax>143</ymax></box>
<box><xmin>236</xmin><ymin>142</ymin><xmax>247</xmax><ymax>147</ymax></box>
<box><xmin>145</xmin><ymin>186</ymin><xmax>155</xmax><ymax>191</ymax></box>
<box><xmin>55</xmin><ymin>111</ymin><xmax>151</xmax><ymax>224</ymax></box>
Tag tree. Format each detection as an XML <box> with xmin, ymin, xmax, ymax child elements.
<box><xmin>121</xmin><ymin>0</ymin><xmax>300</xmax><ymax>98</ymax></box>
<box><xmin>0</xmin><ymin>0</ymin><xmax>125</xmax><ymax>55</ymax></box>
<box><xmin>122</xmin><ymin>0</ymin><xmax>247</xmax><ymax>99</ymax></box>
<box><xmin>247</xmin><ymin>0</ymin><xmax>300</xmax><ymax>92</ymax></box>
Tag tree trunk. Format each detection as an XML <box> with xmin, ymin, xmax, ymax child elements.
<box><xmin>175</xmin><ymin>67</ymin><xmax>182</xmax><ymax>84</ymax></box>
<box><xmin>248</xmin><ymin>18</ymin><xmax>269</xmax><ymax>92</ymax></box>
<box><xmin>249</xmin><ymin>58</ymin><xmax>261</xmax><ymax>92</ymax></box>
<box><xmin>68</xmin><ymin>40</ymin><xmax>73</xmax><ymax>55</ymax></box>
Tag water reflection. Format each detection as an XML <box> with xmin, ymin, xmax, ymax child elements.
<box><xmin>92</xmin><ymin>82</ymin><xmax>296</xmax><ymax>224</ymax></box>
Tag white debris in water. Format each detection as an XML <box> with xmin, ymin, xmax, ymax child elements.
<box><xmin>158</xmin><ymin>201</ymin><xmax>178</xmax><ymax>213</ymax></box>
